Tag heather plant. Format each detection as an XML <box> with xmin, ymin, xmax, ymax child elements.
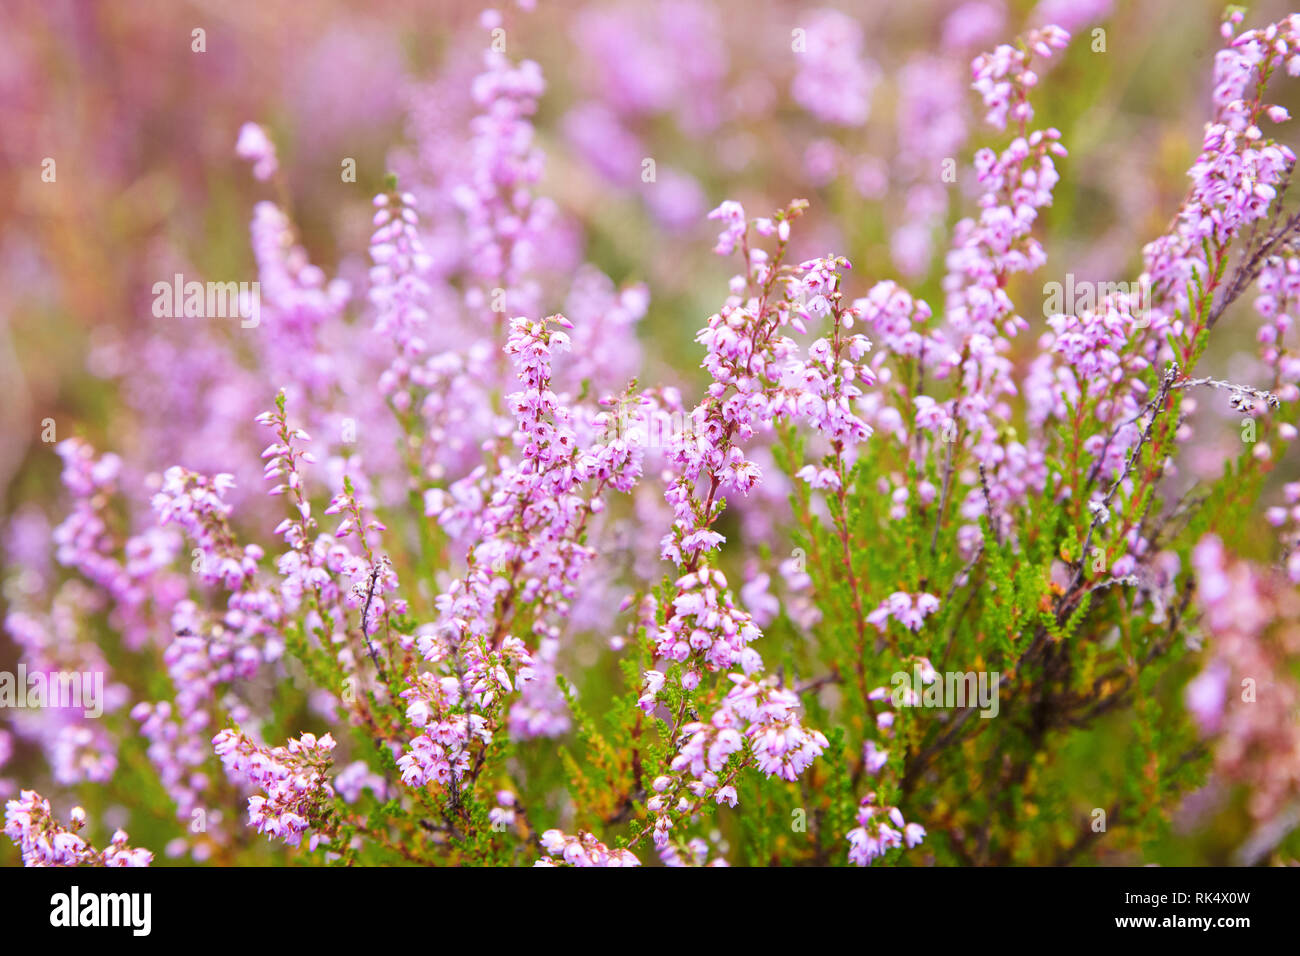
<box><xmin>4</xmin><ymin>3</ymin><xmax>1300</xmax><ymax>869</ymax></box>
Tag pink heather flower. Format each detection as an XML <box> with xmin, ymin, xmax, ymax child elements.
<box><xmin>1142</xmin><ymin>20</ymin><xmax>1300</xmax><ymax>339</ymax></box>
<box><xmin>971</xmin><ymin>26</ymin><xmax>1068</xmax><ymax>130</ymax></box>
<box><xmin>535</xmin><ymin>829</ymin><xmax>639</xmax><ymax>867</ymax></box>
<box><xmin>152</xmin><ymin>465</ymin><xmax>262</xmax><ymax>590</ymax></box>
<box><xmin>368</xmin><ymin>191</ymin><xmax>435</xmax><ymax>386</ymax></box>
<box><xmin>5</xmin><ymin>790</ymin><xmax>152</xmax><ymax>867</ymax></box>
<box><xmin>488</xmin><ymin>790</ymin><xmax>518</xmax><ymax>830</ymax></box>
<box><xmin>866</xmin><ymin>591</ymin><xmax>941</xmax><ymax>632</ymax></box>
<box><xmin>47</xmin><ymin>438</ymin><xmax>177</xmax><ymax>651</ymax></box>
<box><xmin>847</xmin><ymin>794</ymin><xmax>925</xmax><ymax>865</ymax></box>
<box><xmin>235</xmin><ymin>122</ymin><xmax>279</xmax><ymax>181</ymax></box>
<box><xmin>213</xmin><ymin>729</ymin><xmax>338</xmax><ymax>849</ymax></box>
<box><xmin>638</xmin><ymin>670</ymin><xmax>667</xmax><ymax>714</ymax></box>
<box><xmin>791</xmin><ymin>9</ymin><xmax>879</xmax><ymax>126</ymax></box>
<box><xmin>864</xmin><ymin>740</ymin><xmax>889</xmax><ymax>774</ymax></box>
<box><xmin>904</xmin><ymin>822</ymin><xmax>927</xmax><ymax>848</ymax></box>
<box><xmin>707</xmin><ymin>200</ymin><xmax>747</xmax><ymax>255</ymax></box>
<box><xmin>655</xmin><ymin>566</ymin><xmax>762</xmax><ymax>672</ymax></box>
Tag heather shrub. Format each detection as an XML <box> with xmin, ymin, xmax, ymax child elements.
<box><xmin>4</xmin><ymin>2</ymin><xmax>1300</xmax><ymax>868</ymax></box>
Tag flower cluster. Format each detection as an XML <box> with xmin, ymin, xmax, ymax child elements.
<box><xmin>847</xmin><ymin>792</ymin><xmax>926</xmax><ymax>866</ymax></box>
<box><xmin>534</xmin><ymin>829</ymin><xmax>640</xmax><ymax>867</ymax></box>
<box><xmin>396</xmin><ymin>671</ymin><xmax>490</xmax><ymax>788</ymax></box>
<box><xmin>971</xmin><ymin>25</ymin><xmax>1068</xmax><ymax>130</ymax></box>
<box><xmin>213</xmin><ymin>730</ymin><xmax>339</xmax><ymax>849</ymax></box>
<box><xmin>4</xmin><ymin>790</ymin><xmax>151</xmax><ymax>866</ymax></box>
<box><xmin>654</xmin><ymin>566</ymin><xmax>761</xmax><ymax>676</ymax></box>
<box><xmin>866</xmin><ymin>591</ymin><xmax>941</xmax><ymax>633</ymax></box>
<box><xmin>153</xmin><ymin>468</ymin><xmax>260</xmax><ymax>590</ymax></box>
